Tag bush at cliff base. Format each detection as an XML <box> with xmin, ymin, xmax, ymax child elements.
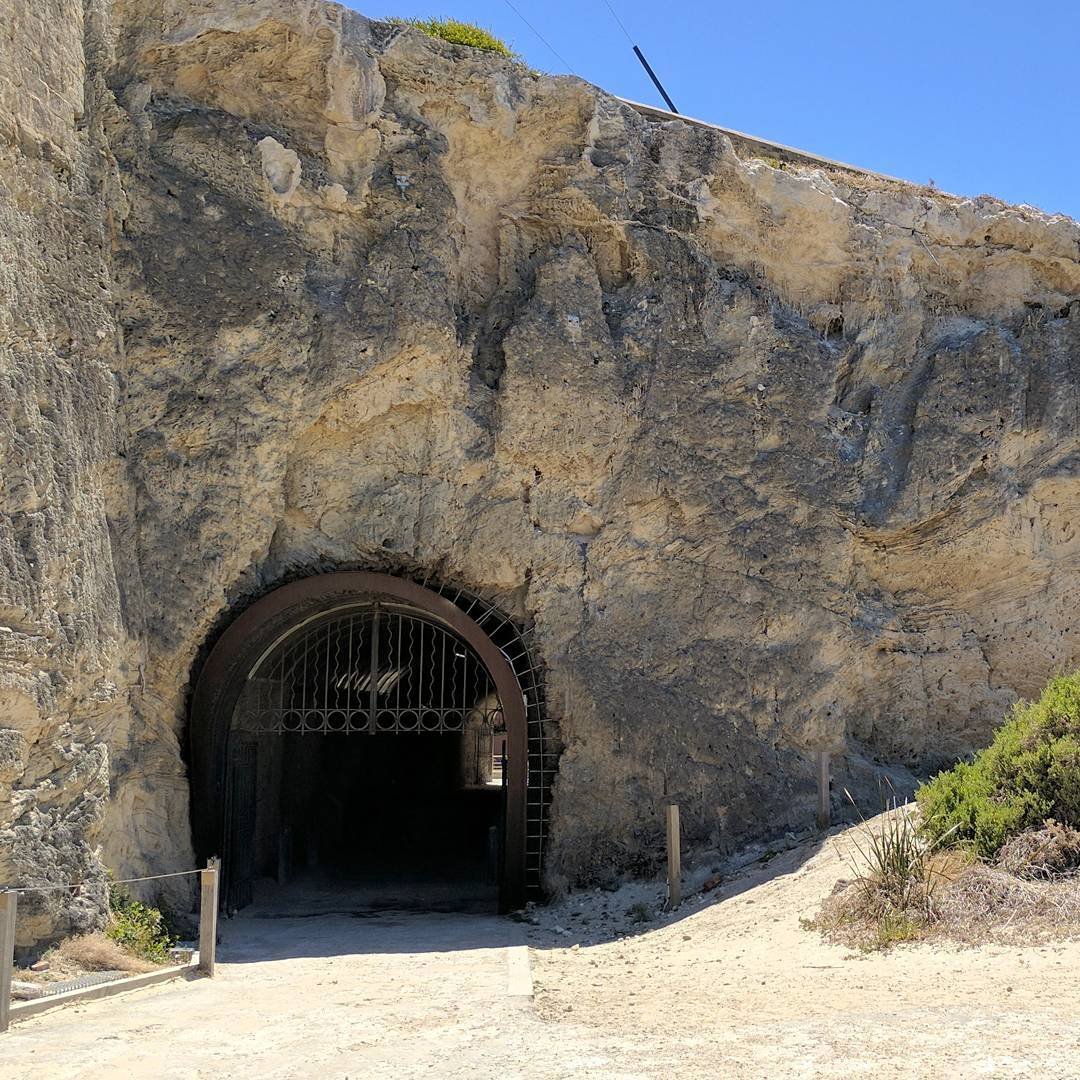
<box><xmin>106</xmin><ymin>883</ymin><xmax>176</xmax><ymax>964</ymax></box>
<box><xmin>917</xmin><ymin>672</ymin><xmax>1080</xmax><ymax>858</ymax></box>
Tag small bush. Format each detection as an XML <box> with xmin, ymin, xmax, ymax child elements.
<box><xmin>389</xmin><ymin>18</ymin><xmax>516</xmax><ymax>58</ymax></box>
<box><xmin>106</xmin><ymin>884</ymin><xmax>176</xmax><ymax>964</ymax></box>
<box><xmin>806</xmin><ymin>800</ymin><xmax>964</xmax><ymax>950</ymax></box>
<box><xmin>917</xmin><ymin>672</ymin><xmax>1080</xmax><ymax>857</ymax></box>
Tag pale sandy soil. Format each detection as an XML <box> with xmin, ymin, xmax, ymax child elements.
<box><xmin>3</xmin><ymin>823</ymin><xmax>1079</xmax><ymax>1078</ymax></box>
<box><xmin>528</xmin><ymin>826</ymin><xmax>1080</xmax><ymax>1078</ymax></box>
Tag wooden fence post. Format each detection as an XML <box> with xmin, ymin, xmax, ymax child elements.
<box><xmin>817</xmin><ymin>752</ymin><xmax>831</xmax><ymax>831</ymax></box>
<box><xmin>198</xmin><ymin>858</ymin><xmax>220</xmax><ymax>977</ymax></box>
<box><xmin>665</xmin><ymin>803</ymin><xmax>682</xmax><ymax>909</ymax></box>
<box><xmin>0</xmin><ymin>889</ymin><xmax>16</xmax><ymax>1033</ymax></box>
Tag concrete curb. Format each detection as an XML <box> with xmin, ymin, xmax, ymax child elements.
<box><xmin>7</xmin><ymin>960</ymin><xmax>200</xmax><ymax>1026</ymax></box>
<box><xmin>620</xmin><ymin>97</ymin><xmax>908</xmax><ymax>184</ymax></box>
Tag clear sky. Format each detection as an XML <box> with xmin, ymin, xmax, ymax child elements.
<box><xmin>350</xmin><ymin>0</ymin><xmax>1079</xmax><ymax>221</ymax></box>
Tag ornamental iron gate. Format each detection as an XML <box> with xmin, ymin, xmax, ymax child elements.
<box><xmin>191</xmin><ymin>572</ymin><xmax>556</xmax><ymax>912</ymax></box>
<box><xmin>427</xmin><ymin>584</ymin><xmax>556</xmax><ymax>897</ymax></box>
<box><xmin>237</xmin><ymin>605</ymin><xmax>504</xmax><ymax>737</ymax></box>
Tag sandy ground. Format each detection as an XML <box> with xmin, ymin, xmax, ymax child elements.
<box><xmin>3</xmin><ymin>824</ymin><xmax>1080</xmax><ymax>1078</ymax></box>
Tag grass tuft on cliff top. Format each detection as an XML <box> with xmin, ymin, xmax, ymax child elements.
<box><xmin>389</xmin><ymin>17</ymin><xmax>516</xmax><ymax>58</ymax></box>
<box><xmin>917</xmin><ymin>671</ymin><xmax>1080</xmax><ymax>858</ymax></box>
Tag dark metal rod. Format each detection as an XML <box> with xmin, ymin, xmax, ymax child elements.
<box><xmin>633</xmin><ymin>44</ymin><xmax>678</xmax><ymax>114</ymax></box>
<box><xmin>368</xmin><ymin>607</ymin><xmax>380</xmax><ymax>732</ymax></box>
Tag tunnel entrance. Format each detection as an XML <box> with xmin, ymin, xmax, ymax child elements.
<box><xmin>189</xmin><ymin>574</ymin><xmax>544</xmax><ymax>914</ymax></box>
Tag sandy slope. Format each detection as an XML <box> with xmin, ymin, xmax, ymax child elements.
<box><xmin>529</xmin><ymin>824</ymin><xmax>1080</xmax><ymax>1077</ymax></box>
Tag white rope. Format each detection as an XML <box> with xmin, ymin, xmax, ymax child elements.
<box><xmin>6</xmin><ymin>868</ymin><xmax>204</xmax><ymax>895</ymax></box>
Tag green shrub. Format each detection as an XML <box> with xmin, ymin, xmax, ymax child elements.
<box><xmin>389</xmin><ymin>17</ymin><xmax>516</xmax><ymax>58</ymax></box>
<box><xmin>917</xmin><ymin>672</ymin><xmax>1080</xmax><ymax>858</ymax></box>
<box><xmin>106</xmin><ymin>883</ymin><xmax>176</xmax><ymax>964</ymax></box>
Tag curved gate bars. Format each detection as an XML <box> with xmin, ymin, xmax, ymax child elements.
<box><xmin>188</xmin><ymin>573</ymin><xmax>530</xmax><ymax>912</ymax></box>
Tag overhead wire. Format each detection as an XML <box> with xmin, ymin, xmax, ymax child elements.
<box><xmin>6</xmin><ymin>868</ymin><xmax>204</xmax><ymax>894</ymax></box>
<box><xmin>599</xmin><ymin>0</ymin><xmax>635</xmax><ymax>46</ymax></box>
<box><xmin>499</xmin><ymin>0</ymin><xmax>577</xmax><ymax>75</ymax></box>
<box><xmin>596</xmin><ymin>0</ymin><xmax>680</xmax><ymax>112</ymax></box>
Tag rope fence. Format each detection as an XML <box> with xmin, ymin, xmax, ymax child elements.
<box><xmin>1</xmin><ymin>858</ymin><xmax>221</xmax><ymax>1033</ymax></box>
<box><xmin>5</xmin><ymin>869</ymin><xmax>203</xmax><ymax>895</ymax></box>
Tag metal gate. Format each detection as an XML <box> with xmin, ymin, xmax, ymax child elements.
<box><xmin>224</xmin><ymin>740</ymin><xmax>257</xmax><ymax>912</ymax></box>
<box><xmin>193</xmin><ymin>572</ymin><xmax>555</xmax><ymax>912</ymax></box>
<box><xmin>239</xmin><ymin>605</ymin><xmax>505</xmax><ymax>736</ymax></box>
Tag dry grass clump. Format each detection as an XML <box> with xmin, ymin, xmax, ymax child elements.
<box><xmin>806</xmin><ymin>802</ymin><xmax>962</xmax><ymax>950</ymax></box>
<box><xmin>929</xmin><ymin>863</ymin><xmax>1080</xmax><ymax>945</ymax></box>
<box><xmin>806</xmin><ymin>808</ymin><xmax>1080</xmax><ymax>951</ymax></box>
<box><xmin>998</xmin><ymin>820</ymin><xmax>1080</xmax><ymax>880</ymax></box>
<box><xmin>56</xmin><ymin>932</ymin><xmax>160</xmax><ymax>973</ymax></box>
<box><xmin>18</xmin><ymin>932</ymin><xmax>161</xmax><ymax>984</ymax></box>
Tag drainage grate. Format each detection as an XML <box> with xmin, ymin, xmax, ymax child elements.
<box><xmin>13</xmin><ymin>970</ymin><xmax>128</xmax><ymax>1000</ymax></box>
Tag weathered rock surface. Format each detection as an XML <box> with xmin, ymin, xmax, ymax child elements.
<box><xmin>2</xmin><ymin>0</ymin><xmax>1079</xmax><ymax>940</ymax></box>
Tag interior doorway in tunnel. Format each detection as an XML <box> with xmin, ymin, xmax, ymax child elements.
<box><xmin>189</xmin><ymin>573</ymin><xmax>548</xmax><ymax>916</ymax></box>
<box><xmin>262</xmin><ymin>731</ymin><xmax>505</xmax><ymax>904</ymax></box>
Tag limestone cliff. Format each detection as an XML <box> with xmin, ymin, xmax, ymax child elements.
<box><xmin>2</xmin><ymin>0</ymin><xmax>1079</xmax><ymax>942</ymax></box>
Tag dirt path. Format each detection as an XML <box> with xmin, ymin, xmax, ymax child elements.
<box><xmin>3</xmin><ymin>828</ymin><xmax>1080</xmax><ymax>1078</ymax></box>
<box><xmin>529</xmin><ymin>831</ymin><xmax>1080</xmax><ymax>1078</ymax></box>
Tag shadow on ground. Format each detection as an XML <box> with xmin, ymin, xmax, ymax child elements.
<box><xmin>217</xmin><ymin>827</ymin><xmax>844</xmax><ymax>963</ymax></box>
<box><xmin>220</xmin><ymin>909</ymin><xmax>523</xmax><ymax>962</ymax></box>
<box><xmin>524</xmin><ymin>827</ymin><xmax>839</xmax><ymax>951</ymax></box>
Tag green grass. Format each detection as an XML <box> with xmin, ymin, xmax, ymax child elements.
<box><xmin>389</xmin><ymin>17</ymin><xmax>516</xmax><ymax>58</ymax></box>
<box><xmin>872</xmin><ymin>910</ymin><xmax>921</xmax><ymax>948</ymax></box>
<box><xmin>917</xmin><ymin>672</ymin><xmax>1080</xmax><ymax>858</ymax></box>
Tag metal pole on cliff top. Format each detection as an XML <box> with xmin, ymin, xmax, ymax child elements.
<box><xmin>633</xmin><ymin>45</ymin><xmax>679</xmax><ymax>114</ymax></box>
<box><xmin>0</xmin><ymin>889</ymin><xmax>16</xmax><ymax>1032</ymax></box>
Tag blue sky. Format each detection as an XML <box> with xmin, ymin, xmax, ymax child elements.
<box><xmin>351</xmin><ymin>0</ymin><xmax>1079</xmax><ymax>220</ymax></box>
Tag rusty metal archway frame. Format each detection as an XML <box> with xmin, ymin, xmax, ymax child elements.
<box><xmin>188</xmin><ymin>572</ymin><xmax>528</xmax><ymax>912</ymax></box>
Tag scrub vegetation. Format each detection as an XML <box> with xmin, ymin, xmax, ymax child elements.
<box><xmin>807</xmin><ymin>672</ymin><xmax>1080</xmax><ymax>950</ymax></box>
<box><xmin>106</xmin><ymin>882</ymin><xmax>177</xmax><ymax>964</ymax></box>
<box><xmin>389</xmin><ymin>17</ymin><xmax>516</xmax><ymax>58</ymax></box>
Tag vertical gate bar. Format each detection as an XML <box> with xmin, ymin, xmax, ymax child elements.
<box><xmin>439</xmin><ymin>619</ymin><xmax>446</xmax><ymax>712</ymax></box>
<box><xmin>0</xmin><ymin>889</ymin><xmax>16</xmax><ymax>1032</ymax></box>
<box><xmin>277</xmin><ymin>647</ymin><xmax>284</xmax><ymax>718</ymax></box>
<box><xmin>346</xmin><ymin>614</ymin><xmax>354</xmax><ymax>724</ymax></box>
<box><xmin>300</xmin><ymin>628</ymin><xmax>309</xmax><ymax>732</ymax></box>
<box><xmin>397</xmin><ymin>612</ymin><xmax>405</xmax><ymax>720</ymax></box>
<box><xmin>323</xmin><ymin>616</ymin><xmax>332</xmax><ymax>715</ymax></box>
<box><xmin>368</xmin><ymin>606</ymin><xmax>380</xmax><ymax>732</ymax></box>
<box><xmin>417</xmin><ymin>615</ymin><xmax>423</xmax><ymax>716</ymax></box>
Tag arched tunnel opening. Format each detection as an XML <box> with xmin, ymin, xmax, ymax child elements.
<box><xmin>230</xmin><ymin>605</ymin><xmax>508</xmax><ymax>913</ymax></box>
<box><xmin>189</xmin><ymin>574</ymin><xmax>550</xmax><ymax>917</ymax></box>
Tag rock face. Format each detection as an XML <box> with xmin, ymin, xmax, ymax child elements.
<box><xmin>2</xmin><ymin>0</ymin><xmax>1079</xmax><ymax>942</ymax></box>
